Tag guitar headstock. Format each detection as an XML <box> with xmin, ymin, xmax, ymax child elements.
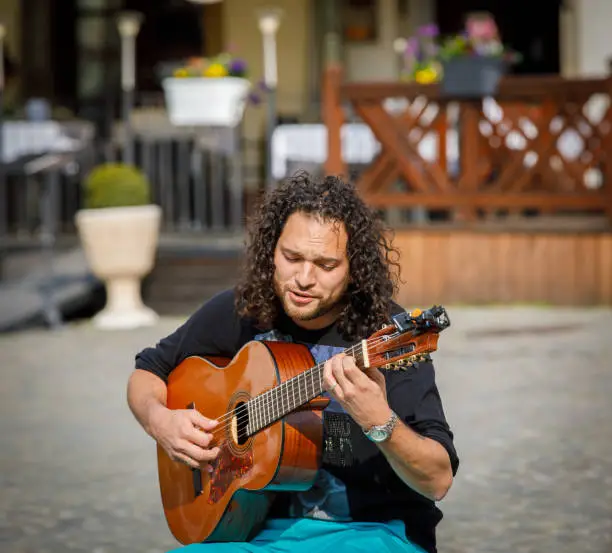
<box><xmin>365</xmin><ymin>305</ymin><xmax>450</xmax><ymax>371</ymax></box>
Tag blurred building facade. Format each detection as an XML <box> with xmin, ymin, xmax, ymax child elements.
<box><xmin>2</xmin><ymin>0</ymin><xmax>611</xmax><ymax>144</ymax></box>
<box><xmin>1</xmin><ymin>0</ymin><xmax>611</xmax><ymax>328</ymax></box>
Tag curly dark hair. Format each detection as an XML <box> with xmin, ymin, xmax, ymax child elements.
<box><xmin>234</xmin><ymin>171</ymin><xmax>402</xmax><ymax>341</ymax></box>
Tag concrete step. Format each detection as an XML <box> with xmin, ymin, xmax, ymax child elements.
<box><xmin>144</xmin><ymin>251</ymin><xmax>244</xmax><ymax>316</ymax></box>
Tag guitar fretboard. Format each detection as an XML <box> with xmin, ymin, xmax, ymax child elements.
<box><xmin>245</xmin><ymin>341</ymin><xmax>365</xmax><ymax>436</ymax></box>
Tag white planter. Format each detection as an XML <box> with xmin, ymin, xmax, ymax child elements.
<box><xmin>162</xmin><ymin>76</ymin><xmax>251</xmax><ymax>127</ymax></box>
<box><xmin>75</xmin><ymin>204</ymin><xmax>162</xmax><ymax>330</ymax></box>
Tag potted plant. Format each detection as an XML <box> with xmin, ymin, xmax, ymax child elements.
<box><xmin>75</xmin><ymin>163</ymin><xmax>162</xmax><ymax>330</ymax></box>
<box><xmin>400</xmin><ymin>14</ymin><xmax>521</xmax><ymax>97</ymax></box>
<box><xmin>160</xmin><ymin>52</ymin><xmax>253</xmax><ymax>127</ymax></box>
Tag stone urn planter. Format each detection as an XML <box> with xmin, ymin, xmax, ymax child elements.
<box><xmin>162</xmin><ymin>76</ymin><xmax>251</xmax><ymax>127</ymax></box>
<box><xmin>75</xmin><ymin>163</ymin><xmax>161</xmax><ymax>330</ymax></box>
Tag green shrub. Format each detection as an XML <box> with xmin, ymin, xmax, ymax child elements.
<box><xmin>83</xmin><ymin>163</ymin><xmax>151</xmax><ymax>209</ymax></box>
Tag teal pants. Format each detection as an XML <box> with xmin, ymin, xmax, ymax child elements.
<box><xmin>168</xmin><ymin>518</ymin><xmax>426</xmax><ymax>553</ymax></box>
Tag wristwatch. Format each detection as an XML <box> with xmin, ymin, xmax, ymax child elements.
<box><xmin>363</xmin><ymin>411</ymin><xmax>399</xmax><ymax>443</ymax></box>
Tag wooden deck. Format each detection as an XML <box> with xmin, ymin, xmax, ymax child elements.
<box><xmin>323</xmin><ymin>67</ymin><xmax>612</xmax><ymax>223</ymax></box>
<box><xmin>392</xmin><ymin>225</ymin><xmax>612</xmax><ymax>307</ymax></box>
<box><xmin>319</xmin><ymin>66</ymin><xmax>612</xmax><ymax>308</ymax></box>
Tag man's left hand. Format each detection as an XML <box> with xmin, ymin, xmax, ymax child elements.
<box><xmin>322</xmin><ymin>353</ymin><xmax>392</xmax><ymax>430</ymax></box>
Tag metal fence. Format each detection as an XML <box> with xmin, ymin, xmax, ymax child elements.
<box><xmin>0</xmin><ymin>118</ymin><xmax>264</xmax><ymax>247</ymax></box>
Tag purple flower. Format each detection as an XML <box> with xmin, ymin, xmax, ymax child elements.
<box><xmin>257</xmin><ymin>79</ymin><xmax>272</xmax><ymax>93</ymax></box>
<box><xmin>248</xmin><ymin>91</ymin><xmax>262</xmax><ymax>105</ymax></box>
<box><xmin>229</xmin><ymin>58</ymin><xmax>247</xmax><ymax>76</ymax></box>
<box><xmin>405</xmin><ymin>37</ymin><xmax>420</xmax><ymax>57</ymax></box>
<box><xmin>417</xmin><ymin>23</ymin><xmax>439</xmax><ymax>37</ymax></box>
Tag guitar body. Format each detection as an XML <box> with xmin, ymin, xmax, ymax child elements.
<box><xmin>157</xmin><ymin>340</ymin><xmax>329</xmax><ymax>545</ymax></box>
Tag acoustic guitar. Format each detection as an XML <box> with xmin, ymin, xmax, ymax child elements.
<box><xmin>157</xmin><ymin>305</ymin><xmax>451</xmax><ymax>545</ymax></box>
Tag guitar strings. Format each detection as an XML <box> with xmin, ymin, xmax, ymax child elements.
<box><xmin>197</xmin><ymin>331</ymin><xmax>405</xmax><ymax>445</ymax></box>
<box><xmin>203</xmin><ymin>343</ymin><xmax>364</xmax><ymax>443</ymax></box>
<box><xmin>202</xmin><ymin>331</ymin><xmax>405</xmax><ymax>443</ymax></box>
<box><xmin>204</xmin><ymin>330</ymin><xmax>410</xmax><ymax>445</ymax></box>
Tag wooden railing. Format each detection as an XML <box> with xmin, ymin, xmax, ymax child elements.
<box><xmin>323</xmin><ymin>65</ymin><xmax>612</xmax><ymax>223</ymax></box>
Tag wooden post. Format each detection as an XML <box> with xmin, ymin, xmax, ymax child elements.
<box><xmin>203</xmin><ymin>3</ymin><xmax>224</xmax><ymax>56</ymax></box>
<box><xmin>605</xmin><ymin>69</ymin><xmax>612</xmax><ymax>225</ymax></box>
<box><xmin>322</xmin><ymin>63</ymin><xmax>346</xmax><ymax>177</ymax></box>
<box><xmin>322</xmin><ymin>64</ymin><xmax>345</xmax><ymax>177</ymax></box>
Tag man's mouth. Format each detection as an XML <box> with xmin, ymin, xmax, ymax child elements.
<box><xmin>290</xmin><ymin>290</ymin><xmax>314</xmax><ymax>298</ymax></box>
<box><xmin>288</xmin><ymin>290</ymin><xmax>316</xmax><ymax>304</ymax></box>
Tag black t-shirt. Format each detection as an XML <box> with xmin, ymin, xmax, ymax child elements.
<box><xmin>135</xmin><ymin>289</ymin><xmax>459</xmax><ymax>553</ymax></box>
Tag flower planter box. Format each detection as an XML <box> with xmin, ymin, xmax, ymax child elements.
<box><xmin>441</xmin><ymin>57</ymin><xmax>505</xmax><ymax>98</ymax></box>
<box><xmin>162</xmin><ymin>76</ymin><xmax>251</xmax><ymax>127</ymax></box>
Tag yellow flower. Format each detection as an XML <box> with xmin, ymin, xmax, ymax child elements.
<box><xmin>173</xmin><ymin>68</ymin><xmax>189</xmax><ymax>78</ymax></box>
<box><xmin>204</xmin><ymin>63</ymin><xmax>229</xmax><ymax>78</ymax></box>
<box><xmin>415</xmin><ymin>67</ymin><xmax>438</xmax><ymax>84</ymax></box>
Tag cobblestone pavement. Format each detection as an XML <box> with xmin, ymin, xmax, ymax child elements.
<box><xmin>1</xmin><ymin>306</ymin><xmax>611</xmax><ymax>553</ymax></box>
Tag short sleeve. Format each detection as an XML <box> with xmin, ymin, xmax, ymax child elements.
<box><xmin>134</xmin><ymin>289</ymin><xmax>248</xmax><ymax>383</ymax></box>
<box><xmin>386</xmin><ymin>360</ymin><xmax>459</xmax><ymax>475</ymax></box>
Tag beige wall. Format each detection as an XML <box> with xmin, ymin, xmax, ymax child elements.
<box><xmin>559</xmin><ymin>0</ymin><xmax>612</xmax><ymax>77</ymax></box>
<box><xmin>224</xmin><ymin>0</ymin><xmax>310</xmax><ymax>142</ymax></box>
<box><xmin>574</xmin><ymin>0</ymin><xmax>612</xmax><ymax>76</ymax></box>
<box><xmin>345</xmin><ymin>0</ymin><xmax>400</xmax><ymax>82</ymax></box>
<box><xmin>344</xmin><ymin>0</ymin><xmax>436</xmax><ymax>82</ymax></box>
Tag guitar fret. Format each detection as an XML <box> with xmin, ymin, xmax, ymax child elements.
<box><xmin>257</xmin><ymin>395</ymin><xmax>261</xmax><ymax>431</ymax></box>
<box><xmin>275</xmin><ymin>386</ymin><xmax>279</xmax><ymax>421</ymax></box>
<box><xmin>298</xmin><ymin>373</ymin><xmax>303</xmax><ymax>405</ymax></box>
<box><xmin>284</xmin><ymin>381</ymin><xmax>290</xmax><ymax>416</ymax></box>
<box><xmin>254</xmin><ymin>395</ymin><xmax>260</xmax><ymax>433</ymax></box>
<box><xmin>284</xmin><ymin>382</ymin><xmax>289</xmax><ymax>416</ymax></box>
<box><xmin>273</xmin><ymin>387</ymin><xmax>278</xmax><ymax>422</ymax></box>
<box><xmin>250</xmin><ymin>396</ymin><xmax>257</xmax><ymax>434</ymax></box>
<box><xmin>310</xmin><ymin>369</ymin><xmax>314</xmax><ymax>399</ymax></box>
<box><xmin>260</xmin><ymin>392</ymin><xmax>267</xmax><ymax>431</ymax></box>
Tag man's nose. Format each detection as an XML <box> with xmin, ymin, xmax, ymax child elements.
<box><xmin>295</xmin><ymin>263</ymin><xmax>316</xmax><ymax>289</ymax></box>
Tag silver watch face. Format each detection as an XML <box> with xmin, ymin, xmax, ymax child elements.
<box><xmin>368</xmin><ymin>427</ymin><xmax>389</xmax><ymax>442</ymax></box>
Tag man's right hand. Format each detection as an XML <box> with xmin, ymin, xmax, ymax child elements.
<box><xmin>150</xmin><ymin>406</ymin><xmax>221</xmax><ymax>471</ymax></box>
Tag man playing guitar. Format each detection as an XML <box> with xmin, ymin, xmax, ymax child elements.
<box><xmin>127</xmin><ymin>172</ymin><xmax>459</xmax><ymax>553</ymax></box>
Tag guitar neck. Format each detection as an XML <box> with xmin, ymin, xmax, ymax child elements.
<box><xmin>246</xmin><ymin>340</ymin><xmax>367</xmax><ymax>436</ymax></box>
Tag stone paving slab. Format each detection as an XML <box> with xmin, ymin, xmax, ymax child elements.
<box><xmin>1</xmin><ymin>306</ymin><xmax>611</xmax><ymax>553</ymax></box>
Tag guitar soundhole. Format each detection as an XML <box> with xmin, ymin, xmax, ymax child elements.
<box><xmin>233</xmin><ymin>401</ymin><xmax>250</xmax><ymax>446</ymax></box>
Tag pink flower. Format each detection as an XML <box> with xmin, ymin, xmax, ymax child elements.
<box><xmin>466</xmin><ymin>14</ymin><xmax>499</xmax><ymax>41</ymax></box>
